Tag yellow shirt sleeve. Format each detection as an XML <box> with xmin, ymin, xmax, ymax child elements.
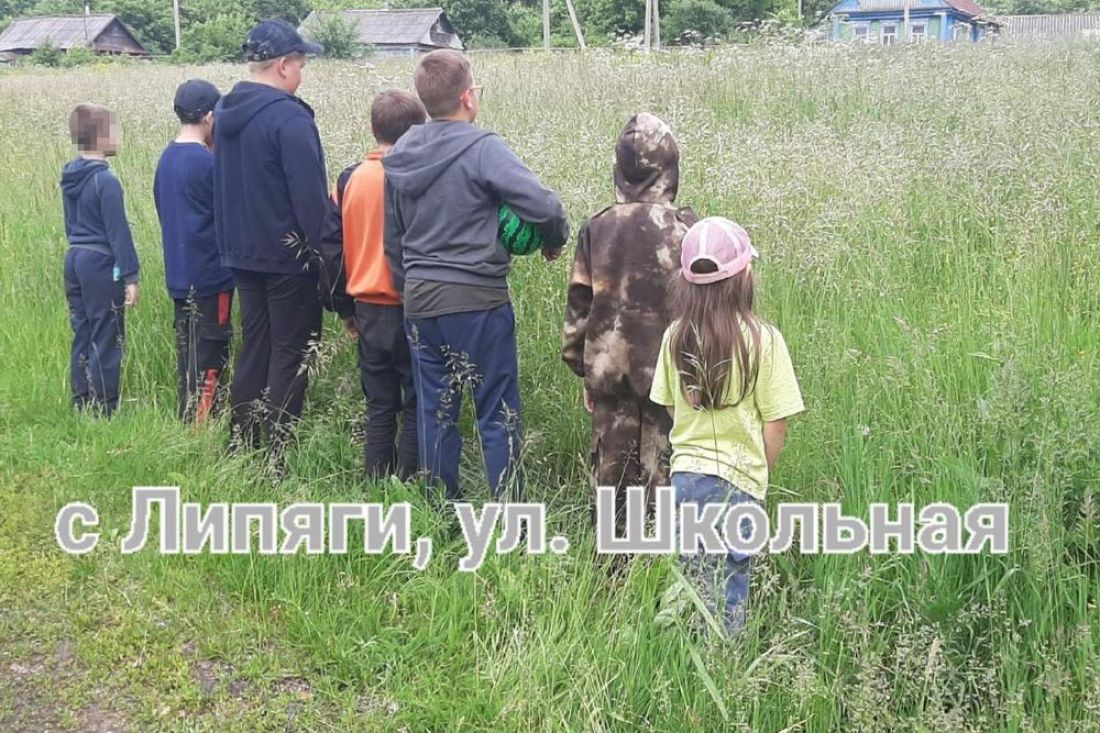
<box><xmin>649</xmin><ymin>327</ymin><xmax>675</xmax><ymax>407</ymax></box>
<box><xmin>755</xmin><ymin>327</ymin><xmax>805</xmax><ymax>422</ymax></box>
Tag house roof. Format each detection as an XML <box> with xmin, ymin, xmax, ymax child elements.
<box><xmin>299</xmin><ymin>8</ymin><xmax>463</xmax><ymax>50</ymax></box>
<box><xmin>945</xmin><ymin>0</ymin><xmax>989</xmax><ymax>18</ymax></box>
<box><xmin>829</xmin><ymin>0</ymin><xmax>991</xmax><ymax>19</ymax></box>
<box><xmin>0</xmin><ymin>14</ymin><xmax>147</xmax><ymax>53</ymax></box>
<box><xmin>996</xmin><ymin>12</ymin><xmax>1100</xmax><ymax>37</ymax></box>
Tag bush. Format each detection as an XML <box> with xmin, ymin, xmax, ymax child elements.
<box><xmin>30</xmin><ymin>39</ymin><xmax>63</xmax><ymax>67</ymax></box>
<box><xmin>302</xmin><ymin>12</ymin><xmax>360</xmax><ymax>59</ymax></box>
<box><xmin>172</xmin><ymin>13</ymin><xmax>251</xmax><ymax>64</ymax></box>
<box><xmin>506</xmin><ymin>4</ymin><xmax>543</xmax><ymax>47</ymax></box>
<box><xmin>664</xmin><ymin>0</ymin><xmax>735</xmax><ymax>44</ymax></box>
<box><xmin>60</xmin><ymin>44</ymin><xmax>96</xmax><ymax>67</ymax></box>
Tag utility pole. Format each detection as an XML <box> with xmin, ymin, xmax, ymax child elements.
<box><xmin>652</xmin><ymin>0</ymin><xmax>660</xmax><ymax>49</ymax></box>
<box><xmin>173</xmin><ymin>0</ymin><xmax>181</xmax><ymax>50</ymax></box>
<box><xmin>564</xmin><ymin>0</ymin><xmax>586</xmax><ymax>49</ymax></box>
<box><xmin>543</xmin><ymin>0</ymin><xmax>550</xmax><ymax>50</ymax></box>
<box><xmin>643</xmin><ymin>0</ymin><xmax>651</xmax><ymax>51</ymax></box>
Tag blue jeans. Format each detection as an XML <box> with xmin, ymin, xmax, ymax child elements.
<box><xmin>405</xmin><ymin>304</ymin><xmax>524</xmax><ymax>501</ymax></box>
<box><xmin>64</xmin><ymin>249</ymin><xmax>125</xmax><ymax>416</ymax></box>
<box><xmin>673</xmin><ymin>472</ymin><xmax>760</xmax><ymax>633</ymax></box>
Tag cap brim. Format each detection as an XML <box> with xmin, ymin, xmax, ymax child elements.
<box><xmin>298</xmin><ymin>40</ymin><xmax>324</xmax><ymax>56</ymax></box>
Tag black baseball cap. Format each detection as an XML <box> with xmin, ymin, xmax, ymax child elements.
<box><xmin>173</xmin><ymin>79</ymin><xmax>221</xmax><ymax>123</ymax></box>
<box><xmin>243</xmin><ymin>19</ymin><xmax>324</xmax><ymax>62</ymax></box>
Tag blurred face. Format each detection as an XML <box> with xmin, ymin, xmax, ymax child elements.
<box><xmin>102</xmin><ymin>118</ymin><xmax>120</xmax><ymax>157</ymax></box>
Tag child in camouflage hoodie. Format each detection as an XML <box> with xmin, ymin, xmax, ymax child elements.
<box><xmin>561</xmin><ymin>112</ymin><xmax>697</xmax><ymax>528</ymax></box>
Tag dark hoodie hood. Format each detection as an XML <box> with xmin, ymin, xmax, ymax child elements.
<box><xmin>383</xmin><ymin>120</ymin><xmax>493</xmax><ymax>199</ymax></box>
<box><xmin>613</xmin><ymin>112</ymin><xmax>679</xmax><ymax>204</ymax></box>
<box><xmin>61</xmin><ymin>157</ymin><xmax>107</xmax><ymax>199</ymax></box>
<box><xmin>214</xmin><ymin>81</ymin><xmax>313</xmax><ymax>138</ymax></box>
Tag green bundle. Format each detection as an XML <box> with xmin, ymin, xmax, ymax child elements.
<box><xmin>498</xmin><ymin>203</ymin><xmax>543</xmax><ymax>256</ymax></box>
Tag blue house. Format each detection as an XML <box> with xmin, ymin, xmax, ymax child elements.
<box><xmin>827</xmin><ymin>0</ymin><xmax>998</xmax><ymax>43</ymax></box>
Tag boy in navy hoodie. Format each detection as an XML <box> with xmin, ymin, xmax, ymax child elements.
<box><xmin>213</xmin><ymin>20</ymin><xmax>329</xmax><ymax>459</ymax></box>
<box><xmin>383</xmin><ymin>50</ymin><xmax>570</xmax><ymax>501</ymax></box>
<box><xmin>62</xmin><ymin>103</ymin><xmax>140</xmax><ymax>417</ymax></box>
<box><xmin>154</xmin><ymin>79</ymin><xmax>235</xmax><ymax>424</ymax></box>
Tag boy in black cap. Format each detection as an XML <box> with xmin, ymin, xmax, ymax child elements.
<box><xmin>213</xmin><ymin>20</ymin><xmax>331</xmax><ymax>461</ymax></box>
<box><xmin>154</xmin><ymin>78</ymin><xmax>235</xmax><ymax>424</ymax></box>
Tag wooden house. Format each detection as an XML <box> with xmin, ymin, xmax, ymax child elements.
<box><xmin>299</xmin><ymin>8</ymin><xmax>463</xmax><ymax>57</ymax></box>
<box><xmin>0</xmin><ymin>14</ymin><xmax>149</xmax><ymax>57</ymax></box>
<box><xmin>827</xmin><ymin>0</ymin><xmax>999</xmax><ymax>43</ymax></box>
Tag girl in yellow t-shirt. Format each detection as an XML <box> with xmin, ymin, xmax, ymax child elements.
<box><xmin>650</xmin><ymin>217</ymin><xmax>804</xmax><ymax>633</ymax></box>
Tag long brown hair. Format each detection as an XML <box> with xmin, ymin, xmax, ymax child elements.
<box><xmin>669</xmin><ymin>263</ymin><xmax>761</xmax><ymax>410</ymax></box>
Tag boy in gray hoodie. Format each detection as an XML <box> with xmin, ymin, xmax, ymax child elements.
<box><xmin>383</xmin><ymin>49</ymin><xmax>569</xmax><ymax>501</ymax></box>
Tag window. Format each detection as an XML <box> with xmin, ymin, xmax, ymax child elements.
<box><xmin>854</xmin><ymin>24</ymin><xmax>870</xmax><ymax>43</ymax></box>
<box><xmin>881</xmin><ymin>23</ymin><xmax>898</xmax><ymax>44</ymax></box>
<box><xmin>910</xmin><ymin>23</ymin><xmax>926</xmax><ymax>42</ymax></box>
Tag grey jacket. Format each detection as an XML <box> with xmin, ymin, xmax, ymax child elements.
<box><xmin>382</xmin><ymin>120</ymin><xmax>569</xmax><ymax>292</ymax></box>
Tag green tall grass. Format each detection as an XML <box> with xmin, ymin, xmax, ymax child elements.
<box><xmin>0</xmin><ymin>44</ymin><xmax>1097</xmax><ymax>731</ymax></box>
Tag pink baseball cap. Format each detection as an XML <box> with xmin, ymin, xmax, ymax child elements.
<box><xmin>680</xmin><ymin>217</ymin><xmax>758</xmax><ymax>284</ymax></box>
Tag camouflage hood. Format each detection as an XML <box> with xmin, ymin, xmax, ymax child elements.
<box><xmin>613</xmin><ymin>112</ymin><xmax>679</xmax><ymax>204</ymax></box>
<box><xmin>561</xmin><ymin>113</ymin><xmax>696</xmax><ymax>399</ymax></box>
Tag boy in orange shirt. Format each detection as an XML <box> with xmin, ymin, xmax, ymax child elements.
<box><xmin>334</xmin><ymin>90</ymin><xmax>428</xmax><ymax>479</ymax></box>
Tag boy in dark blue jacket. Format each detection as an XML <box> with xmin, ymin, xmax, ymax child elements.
<box><xmin>384</xmin><ymin>50</ymin><xmax>570</xmax><ymax>501</ymax></box>
<box><xmin>62</xmin><ymin>103</ymin><xmax>140</xmax><ymax>417</ymax></box>
<box><xmin>154</xmin><ymin>79</ymin><xmax>235</xmax><ymax>424</ymax></box>
<box><xmin>213</xmin><ymin>20</ymin><xmax>330</xmax><ymax>459</ymax></box>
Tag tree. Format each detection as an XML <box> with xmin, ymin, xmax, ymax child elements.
<box><xmin>714</xmin><ymin>0</ymin><xmax>779</xmax><ymax>24</ymax></box>
<box><xmin>29</xmin><ymin>38</ymin><xmax>63</xmax><ymax>65</ymax></box>
<box><xmin>249</xmin><ymin>0</ymin><xmax>312</xmax><ymax>25</ymax></box>
<box><xmin>576</xmin><ymin>0</ymin><xmax>646</xmax><ymax>38</ymax></box>
<box><xmin>416</xmin><ymin>0</ymin><xmax>514</xmax><ymax>47</ymax></box>
<box><xmin>173</xmin><ymin>12</ymin><xmax>251</xmax><ymax>62</ymax></box>
<box><xmin>302</xmin><ymin>11</ymin><xmax>359</xmax><ymax>58</ymax></box>
<box><xmin>100</xmin><ymin>0</ymin><xmax>175</xmax><ymax>53</ymax></box>
<box><xmin>665</xmin><ymin>0</ymin><xmax>734</xmax><ymax>43</ymax></box>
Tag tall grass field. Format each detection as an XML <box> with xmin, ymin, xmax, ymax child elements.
<box><xmin>0</xmin><ymin>43</ymin><xmax>1098</xmax><ymax>731</ymax></box>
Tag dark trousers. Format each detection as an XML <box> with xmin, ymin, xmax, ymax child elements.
<box><xmin>354</xmin><ymin>302</ymin><xmax>417</xmax><ymax>480</ymax></box>
<box><xmin>229</xmin><ymin>269</ymin><xmax>322</xmax><ymax>451</ymax></box>
<box><xmin>406</xmin><ymin>303</ymin><xmax>524</xmax><ymax>501</ymax></box>
<box><xmin>64</xmin><ymin>248</ymin><xmax>124</xmax><ymax>416</ymax></box>
<box><xmin>591</xmin><ymin>392</ymin><xmax>673</xmax><ymax>533</ymax></box>
<box><xmin>174</xmin><ymin>291</ymin><xmax>233</xmax><ymax>423</ymax></box>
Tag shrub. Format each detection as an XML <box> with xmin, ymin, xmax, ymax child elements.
<box><xmin>172</xmin><ymin>13</ymin><xmax>252</xmax><ymax>64</ymax></box>
<box><xmin>303</xmin><ymin>12</ymin><xmax>360</xmax><ymax>59</ymax></box>
<box><xmin>60</xmin><ymin>44</ymin><xmax>96</xmax><ymax>68</ymax></box>
<box><xmin>664</xmin><ymin>0</ymin><xmax>735</xmax><ymax>44</ymax></box>
<box><xmin>30</xmin><ymin>39</ymin><xmax>63</xmax><ymax>67</ymax></box>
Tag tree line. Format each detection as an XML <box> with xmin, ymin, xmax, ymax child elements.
<box><xmin>1</xmin><ymin>0</ymin><xmax>1096</xmax><ymax>62</ymax></box>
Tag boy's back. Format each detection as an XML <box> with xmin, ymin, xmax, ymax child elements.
<box><xmin>61</xmin><ymin>104</ymin><xmax>139</xmax><ymax>417</ymax></box>
<box><xmin>338</xmin><ymin>88</ymin><xmax>427</xmax><ymax>481</ymax></box>
<box><xmin>154</xmin><ymin>142</ymin><xmax>233</xmax><ymax>299</ymax></box>
<box><xmin>61</xmin><ymin>158</ymin><xmax>140</xmax><ymax>281</ymax></box>
<box><xmin>383</xmin><ymin>120</ymin><xmax>569</xmax><ymax>312</ymax></box>
<box><xmin>380</xmin><ymin>48</ymin><xmax>568</xmax><ymax>501</ymax></box>
<box><xmin>562</xmin><ymin>112</ymin><xmax>696</xmax><ymax>400</ymax></box>
<box><xmin>338</xmin><ymin>152</ymin><xmax>399</xmax><ymax>305</ymax></box>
